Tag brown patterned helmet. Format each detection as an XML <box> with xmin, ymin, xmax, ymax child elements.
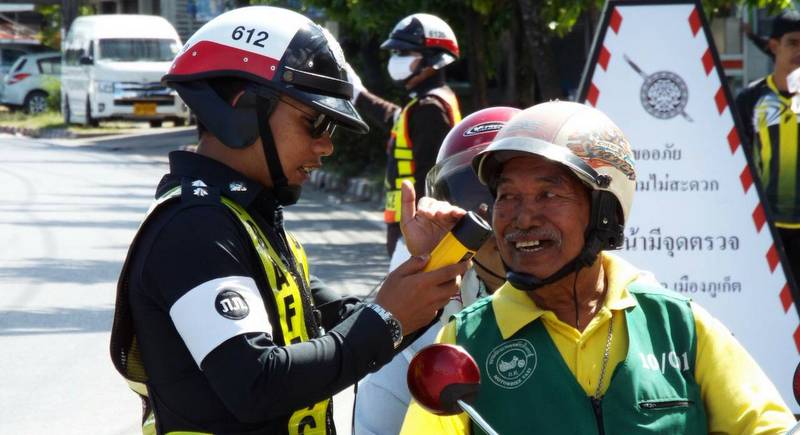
<box><xmin>472</xmin><ymin>101</ymin><xmax>636</xmax><ymax>225</ymax></box>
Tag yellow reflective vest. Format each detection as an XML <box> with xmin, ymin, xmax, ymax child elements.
<box><xmin>384</xmin><ymin>88</ymin><xmax>461</xmax><ymax>223</ymax></box>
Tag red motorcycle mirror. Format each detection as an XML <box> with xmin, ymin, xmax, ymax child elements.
<box><xmin>794</xmin><ymin>361</ymin><xmax>800</xmax><ymax>405</ymax></box>
<box><xmin>788</xmin><ymin>361</ymin><xmax>800</xmax><ymax>435</ymax></box>
<box><xmin>407</xmin><ymin>344</ymin><xmax>499</xmax><ymax>435</ymax></box>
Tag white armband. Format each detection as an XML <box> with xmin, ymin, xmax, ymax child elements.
<box><xmin>169</xmin><ymin>276</ymin><xmax>271</xmax><ymax>367</ymax></box>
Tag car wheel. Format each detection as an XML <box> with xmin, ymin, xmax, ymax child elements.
<box><xmin>149</xmin><ymin>120</ymin><xmax>163</xmax><ymax>128</ymax></box>
<box><xmin>63</xmin><ymin>98</ymin><xmax>71</xmax><ymax>125</ymax></box>
<box><xmin>173</xmin><ymin>118</ymin><xmax>186</xmax><ymax>127</ymax></box>
<box><xmin>24</xmin><ymin>91</ymin><xmax>48</xmax><ymax>114</ymax></box>
<box><xmin>85</xmin><ymin>98</ymin><xmax>99</xmax><ymax>128</ymax></box>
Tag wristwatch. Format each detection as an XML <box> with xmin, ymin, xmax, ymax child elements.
<box><xmin>366</xmin><ymin>303</ymin><xmax>403</xmax><ymax>349</ymax></box>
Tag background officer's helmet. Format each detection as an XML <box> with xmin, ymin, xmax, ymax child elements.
<box><xmin>380</xmin><ymin>13</ymin><xmax>459</xmax><ymax>71</ymax></box>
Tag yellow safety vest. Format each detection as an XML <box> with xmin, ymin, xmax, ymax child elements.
<box><xmin>754</xmin><ymin>74</ymin><xmax>800</xmax><ymax>227</ymax></box>
<box><xmin>384</xmin><ymin>88</ymin><xmax>461</xmax><ymax>223</ymax></box>
<box><xmin>112</xmin><ymin>187</ymin><xmax>329</xmax><ymax>435</ymax></box>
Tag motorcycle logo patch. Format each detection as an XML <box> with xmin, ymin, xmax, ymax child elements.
<box><xmin>486</xmin><ymin>339</ymin><xmax>537</xmax><ymax>389</ymax></box>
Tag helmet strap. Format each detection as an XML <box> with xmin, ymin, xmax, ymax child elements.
<box><xmin>255</xmin><ymin>96</ymin><xmax>302</xmax><ymax>206</ymax></box>
<box><xmin>506</xmin><ymin>191</ymin><xmax>624</xmax><ymax>292</ymax></box>
<box><xmin>473</xmin><ymin>257</ymin><xmax>506</xmax><ymax>282</ymax></box>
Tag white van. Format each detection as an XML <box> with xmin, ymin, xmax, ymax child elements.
<box><xmin>61</xmin><ymin>15</ymin><xmax>189</xmax><ymax>127</ymax></box>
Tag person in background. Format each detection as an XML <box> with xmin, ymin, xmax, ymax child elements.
<box><xmin>736</xmin><ymin>10</ymin><xmax>800</xmax><ymax>284</ymax></box>
<box><xmin>348</xmin><ymin>13</ymin><xmax>462</xmax><ymax>265</ymax></box>
<box><xmin>402</xmin><ymin>101</ymin><xmax>796</xmax><ymax>434</ymax></box>
<box><xmin>353</xmin><ymin>107</ymin><xmax>517</xmax><ymax>435</ymax></box>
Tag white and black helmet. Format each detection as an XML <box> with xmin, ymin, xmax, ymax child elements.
<box><xmin>380</xmin><ymin>13</ymin><xmax>459</xmax><ymax>70</ymax></box>
<box><xmin>162</xmin><ymin>6</ymin><xmax>368</xmax><ymax>205</ymax></box>
<box><xmin>164</xmin><ymin>6</ymin><xmax>368</xmax><ymax>143</ymax></box>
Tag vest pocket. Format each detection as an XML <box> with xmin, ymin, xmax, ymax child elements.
<box><xmin>639</xmin><ymin>399</ymin><xmax>693</xmax><ymax>410</ymax></box>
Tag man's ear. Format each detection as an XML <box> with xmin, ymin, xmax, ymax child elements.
<box><xmin>769</xmin><ymin>37</ymin><xmax>780</xmax><ymax>57</ymax></box>
<box><xmin>230</xmin><ymin>90</ymin><xmax>245</xmax><ymax>106</ymax></box>
<box><xmin>231</xmin><ymin>90</ymin><xmax>259</xmax><ymax>109</ymax></box>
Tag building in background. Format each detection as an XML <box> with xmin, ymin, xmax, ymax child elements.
<box><xmin>710</xmin><ymin>8</ymin><xmax>774</xmax><ymax>93</ymax></box>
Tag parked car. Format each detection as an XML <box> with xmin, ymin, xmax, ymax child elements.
<box><xmin>0</xmin><ymin>42</ymin><xmax>49</xmax><ymax>83</ymax></box>
<box><xmin>0</xmin><ymin>52</ymin><xmax>61</xmax><ymax>114</ymax></box>
<box><xmin>61</xmin><ymin>15</ymin><xmax>189</xmax><ymax>127</ymax></box>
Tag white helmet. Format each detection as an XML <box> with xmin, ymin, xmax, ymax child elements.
<box><xmin>162</xmin><ymin>6</ymin><xmax>368</xmax><ymax>205</ymax></box>
<box><xmin>163</xmin><ymin>6</ymin><xmax>368</xmax><ymax>145</ymax></box>
<box><xmin>472</xmin><ymin>101</ymin><xmax>636</xmax><ymax>288</ymax></box>
<box><xmin>381</xmin><ymin>13</ymin><xmax>459</xmax><ymax>70</ymax></box>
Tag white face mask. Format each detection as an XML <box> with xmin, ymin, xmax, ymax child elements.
<box><xmin>388</xmin><ymin>54</ymin><xmax>421</xmax><ymax>82</ymax></box>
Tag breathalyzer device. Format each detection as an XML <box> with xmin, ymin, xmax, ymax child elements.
<box><xmin>423</xmin><ymin>211</ymin><xmax>492</xmax><ymax>272</ymax></box>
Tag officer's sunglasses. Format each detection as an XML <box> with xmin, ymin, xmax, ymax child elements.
<box><xmin>279</xmin><ymin>98</ymin><xmax>337</xmax><ymax>139</ymax></box>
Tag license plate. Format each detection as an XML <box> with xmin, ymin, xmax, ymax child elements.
<box><xmin>133</xmin><ymin>102</ymin><xmax>157</xmax><ymax>116</ymax></box>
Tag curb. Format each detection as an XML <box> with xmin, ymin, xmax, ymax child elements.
<box><xmin>0</xmin><ymin>125</ymin><xmax>77</xmax><ymax>138</ymax></box>
<box><xmin>309</xmin><ymin>169</ymin><xmax>383</xmax><ymax>204</ymax></box>
<box><xmin>0</xmin><ymin>125</ymin><xmax>164</xmax><ymax>140</ymax></box>
<box><xmin>3</xmin><ymin>122</ymin><xmax>382</xmax><ymax>204</ymax></box>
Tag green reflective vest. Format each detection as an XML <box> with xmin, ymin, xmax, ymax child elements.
<box><xmin>454</xmin><ymin>282</ymin><xmax>708</xmax><ymax>435</ymax></box>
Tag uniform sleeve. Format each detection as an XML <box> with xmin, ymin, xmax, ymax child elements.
<box><xmin>407</xmin><ymin>97</ymin><xmax>452</xmax><ymax>199</ymax></box>
<box><xmin>308</xmin><ymin>274</ymin><xmax>362</xmax><ymax>330</ymax></box>
<box><xmin>355</xmin><ymin>90</ymin><xmax>401</xmax><ymax>133</ymax></box>
<box><xmin>692</xmin><ymin>302</ymin><xmax>796</xmax><ymax>434</ymax></box>
<box><xmin>400</xmin><ymin>321</ymin><xmax>471</xmax><ymax>435</ymax></box>
<box><xmin>142</xmin><ymin>205</ymin><xmax>397</xmax><ymax>423</ymax></box>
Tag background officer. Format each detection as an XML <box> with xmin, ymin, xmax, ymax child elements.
<box><xmin>736</xmin><ymin>10</ymin><xmax>800</xmax><ymax>284</ymax></box>
<box><xmin>349</xmin><ymin>13</ymin><xmax>462</xmax><ymax>262</ymax></box>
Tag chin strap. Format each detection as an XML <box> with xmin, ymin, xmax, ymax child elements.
<box><xmin>255</xmin><ymin>97</ymin><xmax>302</xmax><ymax>206</ymax></box>
<box><xmin>506</xmin><ymin>190</ymin><xmax>624</xmax><ymax>292</ymax></box>
<box><xmin>472</xmin><ymin>258</ymin><xmax>506</xmax><ymax>282</ymax></box>
<box><xmin>505</xmin><ymin>250</ymin><xmax>596</xmax><ymax>292</ymax></box>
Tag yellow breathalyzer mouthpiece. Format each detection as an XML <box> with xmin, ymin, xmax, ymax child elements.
<box><xmin>423</xmin><ymin>211</ymin><xmax>492</xmax><ymax>272</ymax></box>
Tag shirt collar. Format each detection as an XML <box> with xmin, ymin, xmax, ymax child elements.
<box><xmin>492</xmin><ymin>252</ymin><xmax>641</xmax><ymax>339</ymax></box>
<box><xmin>160</xmin><ymin>151</ymin><xmax>288</xmax><ymax>228</ymax></box>
<box><xmin>162</xmin><ymin>151</ymin><xmax>264</xmax><ymax>207</ymax></box>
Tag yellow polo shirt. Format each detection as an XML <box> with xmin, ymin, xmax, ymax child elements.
<box><xmin>400</xmin><ymin>253</ymin><xmax>796</xmax><ymax>434</ymax></box>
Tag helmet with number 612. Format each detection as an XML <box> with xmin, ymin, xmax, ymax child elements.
<box><xmin>163</xmin><ymin>5</ymin><xmax>368</xmax><ymax>150</ymax></box>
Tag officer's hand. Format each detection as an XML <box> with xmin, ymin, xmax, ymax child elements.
<box><xmin>344</xmin><ymin>62</ymin><xmax>365</xmax><ymax>103</ymax></box>
<box><xmin>374</xmin><ymin>254</ymin><xmax>470</xmax><ymax>335</ymax></box>
<box><xmin>400</xmin><ymin>180</ymin><xmax>466</xmax><ymax>257</ymax></box>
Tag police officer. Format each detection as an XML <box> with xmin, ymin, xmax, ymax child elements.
<box><xmin>110</xmin><ymin>6</ymin><xmax>469</xmax><ymax>435</ymax></box>
<box><xmin>401</xmin><ymin>102</ymin><xmax>796</xmax><ymax>434</ymax></box>
<box><xmin>348</xmin><ymin>13</ymin><xmax>462</xmax><ymax>261</ymax></box>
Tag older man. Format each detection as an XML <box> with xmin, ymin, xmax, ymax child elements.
<box><xmin>401</xmin><ymin>101</ymin><xmax>796</xmax><ymax>434</ymax></box>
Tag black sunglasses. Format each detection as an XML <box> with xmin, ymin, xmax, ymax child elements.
<box><xmin>280</xmin><ymin>98</ymin><xmax>337</xmax><ymax>139</ymax></box>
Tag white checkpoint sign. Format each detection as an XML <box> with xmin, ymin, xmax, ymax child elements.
<box><xmin>578</xmin><ymin>0</ymin><xmax>800</xmax><ymax>411</ymax></box>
